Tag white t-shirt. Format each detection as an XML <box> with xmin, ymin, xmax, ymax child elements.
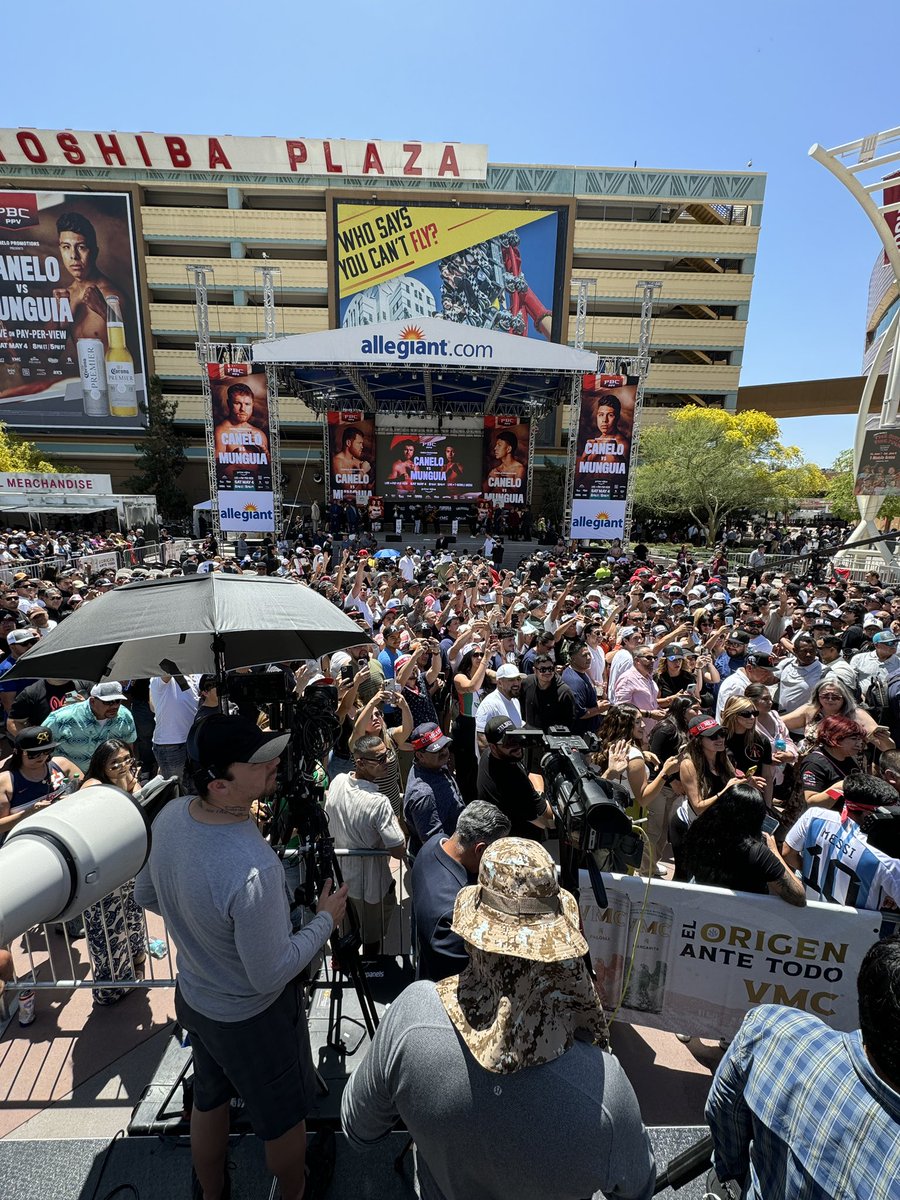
<box><xmin>586</xmin><ymin>644</ymin><xmax>606</xmax><ymax>690</ymax></box>
<box><xmin>150</xmin><ymin>675</ymin><xmax>200</xmax><ymax>744</ymax></box>
<box><xmin>475</xmin><ymin>690</ymin><xmax>523</xmax><ymax>737</ymax></box>
<box><xmin>607</xmin><ymin>648</ymin><xmax>633</xmax><ymax>698</ymax></box>
<box><xmin>325</xmin><ymin>773</ymin><xmax>404</xmax><ymax>902</ymax></box>
<box><xmin>785</xmin><ymin>807</ymin><xmax>900</xmax><ymax>911</ymax></box>
<box><xmin>399</xmin><ymin>555</ymin><xmax>417</xmax><ymax>583</ymax></box>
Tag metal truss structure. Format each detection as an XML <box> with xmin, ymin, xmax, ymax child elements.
<box><xmin>810</xmin><ymin>128</ymin><xmax>900</xmax><ymax>569</ymax></box>
<box><xmin>623</xmin><ymin>280</ymin><xmax>662</xmax><ymax>541</ymax></box>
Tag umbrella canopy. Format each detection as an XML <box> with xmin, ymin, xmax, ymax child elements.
<box><xmin>374</xmin><ymin>548</ymin><xmax>401</xmax><ymax>559</ymax></box>
<box><xmin>6</xmin><ymin>574</ymin><xmax>368</xmax><ymax>683</ymax></box>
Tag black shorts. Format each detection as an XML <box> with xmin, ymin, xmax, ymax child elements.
<box><xmin>175</xmin><ymin>980</ymin><xmax>315</xmax><ymax>1141</ymax></box>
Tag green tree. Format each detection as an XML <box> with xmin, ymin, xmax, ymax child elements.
<box><xmin>125</xmin><ymin>375</ymin><xmax>188</xmax><ymax>520</ymax></box>
<box><xmin>634</xmin><ymin>406</ymin><xmax>823</xmax><ymax>546</ymax></box>
<box><xmin>826</xmin><ymin>448</ymin><xmax>900</xmax><ymax>523</ymax></box>
<box><xmin>0</xmin><ymin>424</ymin><xmax>62</xmax><ymax>473</ymax></box>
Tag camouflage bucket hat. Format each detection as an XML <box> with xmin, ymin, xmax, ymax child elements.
<box><xmin>451</xmin><ymin>837</ymin><xmax>587</xmax><ymax>963</ymax></box>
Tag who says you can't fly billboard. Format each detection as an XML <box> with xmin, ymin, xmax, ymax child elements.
<box><xmin>209</xmin><ymin>363</ymin><xmax>275</xmax><ymax>533</ymax></box>
<box><xmin>569</xmin><ymin>373</ymin><xmax>637</xmax><ymax>541</ymax></box>
<box><xmin>0</xmin><ymin>190</ymin><xmax>146</xmax><ymax>430</ymax></box>
<box><xmin>332</xmin><ymin>199</ymin><xmax>569</xmax><ymax>342</ymax></box>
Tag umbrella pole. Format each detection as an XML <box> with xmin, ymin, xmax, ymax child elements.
<box><xmin>212</xmin><ymin>634</ymin><xmax>227</xmax><ymax>712</ymax></box>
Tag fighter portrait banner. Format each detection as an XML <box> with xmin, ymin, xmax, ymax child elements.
<box><xmin>568</xmin><ymin>373</ymin><xmax>637</xmax><ymax>541</ymax></box>
<box><xmin>208</xmin><ymin>363</ymin><xmax>275</xmax><ymax>532</ymax></box>
<box><xmin>855</xmin><ymin>422</ymin><xmax>900</xmax><ymax>496</ymax></box>
<box><xmin>482</xmin><ymin>415</ymin><xmax>529</xmax><ymax>508</ymax></box>
<box><xmin>333</xmin><ymin>200</ymin><xmax>568</xmax><ymax>343</ymax></box>
<box><xmin>327</xmin><ymin>410</ymin><xmax>376</xmax><ymax>504</ymax></box>
<box><xmin>376</xmin><ymin>432</ymin><xmax>482</xmax><ymax>503</ymax></box>
<box><xmin>0</xmin><ymin>190</ymin><xmax>147</xmax><ymax>431</ymax></box>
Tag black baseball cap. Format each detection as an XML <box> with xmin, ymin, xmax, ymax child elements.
<box><xmin>745</xmin><ymin>651</ymin><xmax>775</xmax><ymax>668</ymax></box>
<box><xmin>485</xmin><ymin>715</ymin><xmax>516</xmax><ymax>744</ymax></box>
<box><xmin>187</xmin><ymin>713</ymin><xmax>289</xmax><ymax>774</ymax></box>
<box><xmin>15</xmin><ymin>726</ymin><xmax>59</xmax><ymax>753</ymax></box>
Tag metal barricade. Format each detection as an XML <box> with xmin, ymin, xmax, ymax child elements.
<box><xmin>0</xmin><ymin>848</ymin><xmax>412</xmax><ymax>1018</ymax></box>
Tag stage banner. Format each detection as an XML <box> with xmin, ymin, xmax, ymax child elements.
<box><xmin>482</xmin><ymin>414</ymin><xmax>529</xmax><ymax>508</ymax></box>
<box><xmin>327</xmin><ymin>410</ymin><xmax>376</xmax><ymax>504</ymax></box>
<box><xmin>208</xmin><ymin>363</ymin><xmax>275</xmax><ymax>532</ymax></box>
<box><xmin>376</xmin><ymin>431</ymin><xmax>482</xmax><ymax>503</ymax></box>
<box><xmin>569</xmin><ymin>373</ymin><xmax>637</xmax><ymax>541</ymax></box>
<box><xmin>580</xmin><ymin>872</ymin><xmax>882</xmax><ymax>1040</ymax></box>
<box><xmin>855</xmin><ymin>421</ymin><xmax>900</xmax><ymax>495</ymax></box>
<box><xmin>333</xmin><ymin>200</ymin><xmax>568</xmax><ymax>343</ymax></box>
<box><xmin>0</xmin><ymin>190</ymin><xmax>147</xmax><ymax>431</ymax></box>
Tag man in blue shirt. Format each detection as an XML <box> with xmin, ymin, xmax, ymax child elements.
<box><xmin>402</xmin><ymin>723</ymin><xmax>465</xmax><ymax>859</ymax></box>
<box><xmin>706</xmin><ymin>935</ymin><xmax>900</xmax><ymax>1199</ymax></box>
<box><xmin>714</xmin><ymin>629</ymin><xmax>749</xmax><ymax>682</ymax></box>
<box><xmin>561</xmin><ymin>642</ymin><xmax>605</xmax><ymax>736</ymax></box>
<box><xmin>409</xmin><ymin>800</ymin><xmax>510</xmax><ymax>982</ymax></box>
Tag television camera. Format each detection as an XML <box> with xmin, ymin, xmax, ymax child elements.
<box><xmin>503</xmin><ymin>725</ymin><xmax>644</xmax><ymax>907</ymax></box>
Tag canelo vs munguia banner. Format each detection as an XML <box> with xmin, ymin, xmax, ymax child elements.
<box><xmin>568</xmin><ymin>373</ymin><xmax>637</xmax><ymax>541</ymax></box>
<box><xmin>208</xmin><ymin>363</ymin><xmax>275</xmax><ymax>532</ymax></box>
<box><xmin>482</xmin><ymin>414</ymin><xmax>529</xmax><ymax>507</ymax></box>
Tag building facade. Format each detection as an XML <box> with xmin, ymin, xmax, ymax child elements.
<box><xmin>0</xmin><ymin>127</ymin><xmax>765</xmax><ymax>507</ymax></box>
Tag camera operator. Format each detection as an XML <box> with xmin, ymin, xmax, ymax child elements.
<box><xmin>342</xmin><ymin>837</ymin><xmax>656</xmax><ymax>1200</ymax></box>
<box><xmin>476</xmin><ymin>716</ymin><xmax>554</xmax><ymax>840</ymax></box>
<box><xmin>134</xmin><ymin>713</ymin><xmax>348</xmax><ymax>1200</ymax></box>
<box><xmin>705</xmin><ymin>935</ymin><xmax>900</xmax><ymax>1198</ymax></box>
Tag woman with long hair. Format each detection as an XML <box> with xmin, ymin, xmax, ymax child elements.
<box><xmin>743</xmin><ymin>682</ymin><xmax>797</xmax><ymax>796</ymax></box>
<box><xmin>792</xmin><ymin>714</ymin><xmax>866</xmax><ymax>815</ymax></box>
<box><xmin>721</xmin><ymin>696</ymin><xmax>775</xmax><ymax>806</ymax></box>
<box><xmin>670</xmin><ymin>716</ymin><xmax>739</xmax><ymax>881</ymax></box>
<box><xmin>648</xmin><ymin>694</ymin><xmax>700</xmax><ymax>762</ymax></box>
<box><xmin>79</xmin><ymin>739</ymin><xmax>146</xmax><ymax>1007</ymax></box>
<box><xmin>350</xmin><ymin>684</ymin><xmax>414</xmax><ymax>826</ymax></box>
<box><xmin>0</xmin><ymin>727</ymin><xmax>82</xmax><ymax>840</ymax></box>
<box><xmin>594</xmin><ymin>704</ymin><xmax>678</xmax><ymax>877</ymax></box>
<box><xmin>781</xmin><ymin>677</ymin><xmax>894</xmax><ymax>753</ymax></box>
<box><xmin>452</xmin><ymin>644</ymin><xmax>490</xmax><ymax>803</ymax></box>
<box><xmin>682</xmin><ymin>783</ymin><xmax>805</xmax><ymax>905</ymax></box>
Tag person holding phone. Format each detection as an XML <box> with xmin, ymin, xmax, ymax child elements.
<box><xmin>681</xmin><ymin>783</ymin><xmax>806</xmax><ymax>906</ymax></box>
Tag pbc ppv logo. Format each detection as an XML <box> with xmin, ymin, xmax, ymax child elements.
<box><xmin>0</xmin><ymin>193</ymin><xmax>38</xmax><ymax>231</ymax></box>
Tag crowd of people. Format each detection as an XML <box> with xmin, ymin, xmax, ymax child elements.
<box><xmin>2</xmin><ymin>518</ymin><xmax>900</xmax><ymax>1198</ymax></box>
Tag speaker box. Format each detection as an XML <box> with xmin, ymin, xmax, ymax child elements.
<box><xmin>385</xmin><ymin>533</ymin><xmax>402</xmax><ymax>542</ymax></box>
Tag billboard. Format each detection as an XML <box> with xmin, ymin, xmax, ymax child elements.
<box><xmin>208</xmin><ymin>363</ymin><xmax>275</xmax><ymax>532</ymax></box>
<box><xmin>855</xmin><ymin>421</ymin><xmax>900</xmax><ymax>496</ymax></box>
<box><xmin>482</xmin><ymin>414</ymin><xmax>530</xmax><ymax>508</ymax></box>
<box><xmin>327</xmin><ymin>410</ymin><xmax>376</xmax><ymax>504</ymax></box>
<box><xmin>0</xmin><ymin>189</ymin><xmax>146</xmax><ymax>431</ymax></box>
<box><xmin>375</xmin><ymin>431</ymin><xmax>482</xmax><ymax>503</ymax></box>
<box><xmin>568</xmin><ymin>373</ymin><xmax>637</xmax><ymax>541</ymax></box>
<box><xmin>333</xmin><ymin>200</ymin><xmax>568</xmax><ymax>343</ymax></box>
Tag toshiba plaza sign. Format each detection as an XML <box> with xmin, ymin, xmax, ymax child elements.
<box><xmin>0</xmin><ymin>129</ymin><xmax>488</xmax><ymax>181</ymax></box>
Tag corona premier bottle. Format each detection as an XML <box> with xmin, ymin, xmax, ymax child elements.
<box><xmin>105</xmin><ymin>296</ymin><xmax>138</xmax><ymax>417</ymax></box>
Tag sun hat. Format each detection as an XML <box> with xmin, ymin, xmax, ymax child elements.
<box><xmin>449</xmin><ymin>838</ymin><xmax>587</xmax><ymax>962</ymax></box>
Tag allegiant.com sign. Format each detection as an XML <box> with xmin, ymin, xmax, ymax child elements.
<box><xmin>361</xmin><ymin>326</ymin><xmax>494</xmax><ymax>362</ymax></box>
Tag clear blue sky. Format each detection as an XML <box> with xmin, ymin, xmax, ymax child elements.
<box><xmin>5</xmin><ymin>0</ymin><xmax>893</xmax><ymax>465</ymax></box>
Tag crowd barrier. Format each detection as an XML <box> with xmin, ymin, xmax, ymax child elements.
<box><xmin>0</xmin><ymin>539</ymin><xmax>197</xmax><ymax>586</ymax></box>
<box><xmin>0</xmin><ymin>848</ymin><xmax>411</xmax><ymax>1027</ymax></box>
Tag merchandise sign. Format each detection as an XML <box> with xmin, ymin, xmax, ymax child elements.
<box><xmin>376</xmin><ymin>430</ymin><xmax>482</xmax><ymax>503</ymax></box>
<box><xmin>327</xmin><ymin>410</ymin><xmax>376</xmax><ymax>504</ymax></box>
<box><xmin>855</xmin><ymin>421</ymin><xmax>900</xmax><ymax>496</ymax></box>
<box><xmin>0</xmin><ymin>129</ymin><xmax>487</xmax><ymax>182</ymax></box>
<box><xmin>568</xmin><ymin>373</ymin><xmax>637</xmax><ymax>541</ymax></box>
<box><xmin>208</xmin><ymin>363</ymin><xmax>274</xmax><ymax>532</ymax></box>
<box><xmin>580</xmin><ymin>872</ymin><xmax>882</xmax><ymax>1040</ymax></box>
<box><xmin>333</xmin><ymin>201</ymin><xmax>568</xmax><ymax>342</ymax></box>
<box><xmin>0</xmin><ymin>190</ymin><xmax>146</xmax><ymax>431</ymax></box>
<box><xmin>482</xmin><ymin>415</ymin><xmax>530</xmax><ymax>507</ymax></box>
<box><xmin>0</xmin><ymin>471</ymin><xmax>112</xmax><ymax>492</ymax></box>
